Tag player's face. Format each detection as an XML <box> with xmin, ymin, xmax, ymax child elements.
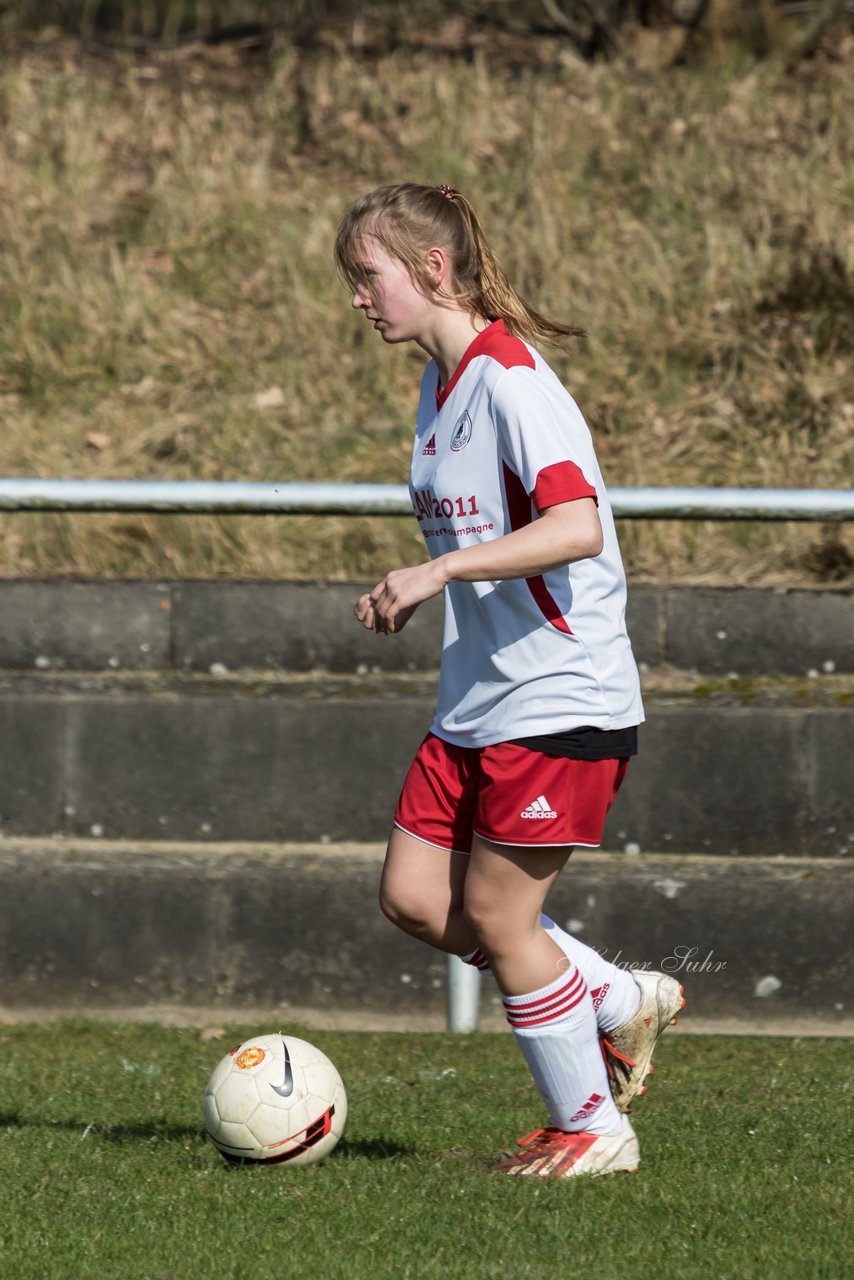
<box><xmin>350</xmin><ymin>239</ymin><xmax>434</xmax><ymax>345</ymax></box>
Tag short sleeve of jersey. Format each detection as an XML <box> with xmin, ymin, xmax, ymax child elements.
<box><xmin>491</xmin><ymin>366</ymin><xmax>598</xmax><ymax>513</ymax></box>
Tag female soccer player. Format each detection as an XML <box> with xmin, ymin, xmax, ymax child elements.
<box><xmin>335</xmin><ymin>183</ymin><xmax>684</xmax><ymax>1178</ymax></box>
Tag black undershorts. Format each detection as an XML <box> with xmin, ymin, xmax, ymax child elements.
<box><xmin>508</xmin><ymin>724</ymin><xmax>638</xmax><ymax>761</ymax></box>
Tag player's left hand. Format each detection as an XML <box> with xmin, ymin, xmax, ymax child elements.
<box><xmin>366</xmin><ymin>560</ymin><xmax>448</xmax><ymax>634</ymax></box>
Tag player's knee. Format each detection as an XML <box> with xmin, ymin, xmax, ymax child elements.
<box><xmin>463</xmin><ymin>895</ymin><xmax>504</xmax><ymax>953</ymax></box>
<box><xmin>465</xmin><ymin>888</ymin><xmax>540</xmax><ymax>958</ymax></box>
<box><xmin>378</xmin><ymin>879</ymin><xmax>404</xmax><ymax>926</ymax></box>
<box><xmin>378</xmin><ymin>879</ymin><xmax>429</xmax><ymax>938</ymax></box>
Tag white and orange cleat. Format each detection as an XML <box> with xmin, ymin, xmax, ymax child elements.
<box><xmin>497</xmin><ymin>1116</ymin><xmax>639</xmax><ymax>1178</ymax></box>
<box><xmin>601</xmin><ymin>970</ymin><xmax>686</xmax><ymax>1113</ymax></box>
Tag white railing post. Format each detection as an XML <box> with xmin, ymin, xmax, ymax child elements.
<box><xmin>446</xmin><ymin>954</ymin><xmax>481</xmax><ymax>1033</ymax></box>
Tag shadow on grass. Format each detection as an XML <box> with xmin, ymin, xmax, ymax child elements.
<box><xmin>0</xmin><ymin>1111</ymin><xmax>202</xmax><ymax>1142</ymax></box>
<box><xmin>0</xmin><ymin>1113</ymin><xmax>413</xmax><ymax>1159</ymax></box>
<box><xmin>335</xmin><ymin>1136</ymin><xmax>413</xmax><ymax>1160</ymax></box>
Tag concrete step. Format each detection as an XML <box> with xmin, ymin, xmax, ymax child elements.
<box><xmin>1</xmin><ymin>838</ymin><xmax>851</xmax><ymax>1032</ymax></box>
<box><xmin>0</xmin><ymin>669</ymin><xmax>850</xmax><ymax>856</ymax></box>
<box><xmin>0</xmin><ymin>580</ymin><xmax>851</xmax><ymax>676</ymax></box>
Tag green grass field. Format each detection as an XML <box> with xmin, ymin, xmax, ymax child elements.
<box><xmin>0</xmin><ymin>1022</ymin><xmax>850</xmax><ymax>1280</ymax></box>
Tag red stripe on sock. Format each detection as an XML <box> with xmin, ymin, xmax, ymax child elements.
<box><xmin>504</xmin><ymin>971</ymin><xmax>584</xmax><ymax>1014</ymax></box>
<box><xmin>506</xmin><ymin>988</ymin><xmax>588</xmax><ymax>1027</ymax></box>
<box><xmin>504</xmin><ymin>973</ymin><xmax>588</xmax><ymax>1027</ymax></box>
<box><xmin>518</xmin><ymin>976</ymin><xmax>586</xmax><ymax>1019</ymax></box>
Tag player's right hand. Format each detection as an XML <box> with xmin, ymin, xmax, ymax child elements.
<box><xmin>354</xmin><ymin>592</ymin><xmax>377</xmax><ymax>630</ymax></box>
<box><xmin>354</xmin><ymin>592</ymin><xmax>418</xmax><ymax>634</ymax></box>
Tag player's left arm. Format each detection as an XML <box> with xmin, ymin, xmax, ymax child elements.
<box><xmin>365</xmin><ymin>498</ymin><xmax>601</xmax><ymax>634</ymax></box>
<box><xmin>444</xmin><ymin>496</ymin><xmax>602</xmax><ymax>580</ymax></box>
<box><xmin>367</xmin><ymin>368</ymin><xmax>603</xmax><ymax>635</ymax></box>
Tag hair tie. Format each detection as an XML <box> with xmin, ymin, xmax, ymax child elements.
<box><xmin>437</xmin><ymin>184</ymin><xmax>458</xmax><ymax>199</ymax></box>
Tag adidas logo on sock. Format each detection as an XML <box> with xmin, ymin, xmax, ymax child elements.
<box><xmin>521</xmin><ymin>794</ymin><xmax>557</xmax><ymax>820</ymax></box>
<box><xmin>423</xmin><ymin>433</ymin><xmax>436</xmax><ymax>455</ymax></box>
<box><xmin>570</xmin><ymin>1093</ymin><xmax>606</xmax><ymax>1124</ymax></box>
<box><xmin>591</xmin><ymin>983</ymin><xmax>611</xmax><ymax>1013</ymax></box>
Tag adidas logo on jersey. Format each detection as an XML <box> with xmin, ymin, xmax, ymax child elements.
<box><xmin>520</xmin><ymin>794</ymin><xmax>557</xmax><ymax>820</ymax></box>
<box><xmin>570</xmin><ymin>1093</ymin><xmax>606</xmax><ymax>1124</ymax></box>
<box><xmin>422</xmin><ymin>433</ymin><xmax>436</xmax><ymax>455</ymax></box>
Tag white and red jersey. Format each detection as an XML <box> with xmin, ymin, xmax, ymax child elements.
<box><xmin>409</xmin><ymin>319</ymin><xmax>643</xmax><ymax>747</ymax></box>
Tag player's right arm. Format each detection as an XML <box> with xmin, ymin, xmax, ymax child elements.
<box><xmin>354</xmin><ymin>594</ymin><xmax>419</xmax><ymax>634</ymax></box>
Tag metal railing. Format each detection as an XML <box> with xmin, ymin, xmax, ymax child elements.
<box><xmin>0</xmin><ymin>478</ymin><xmax>852</xmax><ymax>520</ymax></box>
<box><xmin>3</xmin><ymin>476</ymin><xmax>851</xmax><ymax>1032</ymax></box>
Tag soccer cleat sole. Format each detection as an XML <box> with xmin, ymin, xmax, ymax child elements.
<box><xmin>601</xmin><ymin>975</ymin><xmax>686</xmax><ymax>1113</ymax></box>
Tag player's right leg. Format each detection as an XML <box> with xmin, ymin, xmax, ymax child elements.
<box><xmin>458</xmin><ymin>912</ymin><xmax>683</xmax><ymax>1111</ymax></box>
<box><xmin>462</xmin><ymin>835</ymin><xmax>637</xmax><ymax>1178</ymax></box>
<box><xmin>541</xmin><ymin>920</ymin><xmax>685</xmax><ymax>1109</ymax></box>
<box><xmin>379</xmin><ymin>825</ymin><xmax>474</xmax><ymax>955</ymax></box>
<box><xmin>379</xmin><ymin>731</ymin><xmax>480</xmax><ymax>955</ymax></box>
<box><xmin>541</xmin><ymin>915</ymin><xmax>642</xmax><ymax>1032</ymax></box>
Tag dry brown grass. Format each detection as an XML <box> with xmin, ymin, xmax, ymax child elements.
<box><xmin>0</xmin><ymin>28</ymin><xmax>851</xmax><ymax>584</ymax></box>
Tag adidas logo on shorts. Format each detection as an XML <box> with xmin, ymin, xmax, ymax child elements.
<box><xmin>520</xmin><ymin>794</ymin><xmax>557</xmax><ymax>820</ymax></box>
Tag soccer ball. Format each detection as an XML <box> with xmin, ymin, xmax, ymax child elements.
<box><xmin>203</xmin><ymin>1033</ymin><xmax>347</xmax><ymax>1166</ymax></box>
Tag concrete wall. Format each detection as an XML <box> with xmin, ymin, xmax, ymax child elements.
<box><xmin>0</xmin><ymin>580</ymin><xmax>851</xmax><ymax>1027</ymax></box>
<box><xmin>0</xmin><ymin>580</ymin><xmax>851</xmax><ymax>675</ymax></box>
<box><xmin>1</xmin><ymin>841</ymin><xmax>850</xmax><ymax>1031</ymax></box>
<box><xmin>0</xmin><ymin>670</ymin><xmax>850</xmax><ymax>856</ymax></box>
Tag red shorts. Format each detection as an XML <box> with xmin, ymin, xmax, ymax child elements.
<box><xmin>394</xmin><ymin>732</ymin><xmax>630</xmax><ymax>853</ymax></box>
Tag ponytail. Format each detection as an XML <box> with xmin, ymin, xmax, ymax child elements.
<box><xmin>335</xmin><ymin>183</ymin><xmax>583</xmax><ymax>346</ymax></box>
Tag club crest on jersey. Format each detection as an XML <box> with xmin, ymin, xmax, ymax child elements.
<box><xmin>450</xmin><ymin>411</ymin><xmax>473</xmax><ymax>452</ymax></box>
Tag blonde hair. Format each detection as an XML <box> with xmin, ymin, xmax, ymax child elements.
<box><xmin>334</xmin><ymin>183</ymin><xmax>583</xmax><ymax>345</ymax></box>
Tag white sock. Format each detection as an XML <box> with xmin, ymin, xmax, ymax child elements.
<box><xmin>461</xmin><ymin>924</ymin><xmax>641</xmax><ymax>1035</ymax></box>
<box><xmin>461</xmin><ymin>947</ymin><xmax>490</xmax><ymax>972</ymax></box>
<box><xmin>503</xmin><ymin>964</ymin><xmax>622</xmax><ymax>1134</ymax></box>
<box><xmin>541</xmin><ymin>915</ymin><xmax>640</xmax><ymax>1034</ymax></box>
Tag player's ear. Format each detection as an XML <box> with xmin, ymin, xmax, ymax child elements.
<box><xmin>425</xmin><ymin>246</ymin><xmax>450</xmax><ymax>291</ymax></box>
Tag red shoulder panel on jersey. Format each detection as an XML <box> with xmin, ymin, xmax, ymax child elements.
<box><xmin>502</xmin><ymin>462</ymin><xmax>573</xmax><ymax>636</ymax></box>
<box><xmin>533</xmin><ymin>461</ymin><xmax>598</xmax><ymax>513</ymax></box>
<box><xmin>436</xmin><ymin>319</ymin><xmax>535</xmax><ymax>410</ymax></box>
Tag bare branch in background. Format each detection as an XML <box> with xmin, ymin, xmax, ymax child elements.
<box><xmin>785</xmin><ymin>0</ymin><xmax>847</xmax><ymax>69</ymax></box>
<box><xmin>672</xmin><ymin>0</ymin><xmax>711</xmax><ymax>64</ymax></box>
<box><xmin>539</xmin><ymin>0</ymin><xmax>585</xmax><ymax>40</ymax></box>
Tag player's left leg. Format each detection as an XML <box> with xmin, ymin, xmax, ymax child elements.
<box><xmin>462</xmin><ymin>836</ymin><xmax>569</xmax><ymax>995</ymax></box>
<box><xmin>463</xmin><ymin>837</ymin><xmax>637</xmax><ymax>1177</ymax></box>
<box><xmin>458</xmin><ymin>912</ymin><xmax>644</xmax><ymax>1030</ymax></box>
